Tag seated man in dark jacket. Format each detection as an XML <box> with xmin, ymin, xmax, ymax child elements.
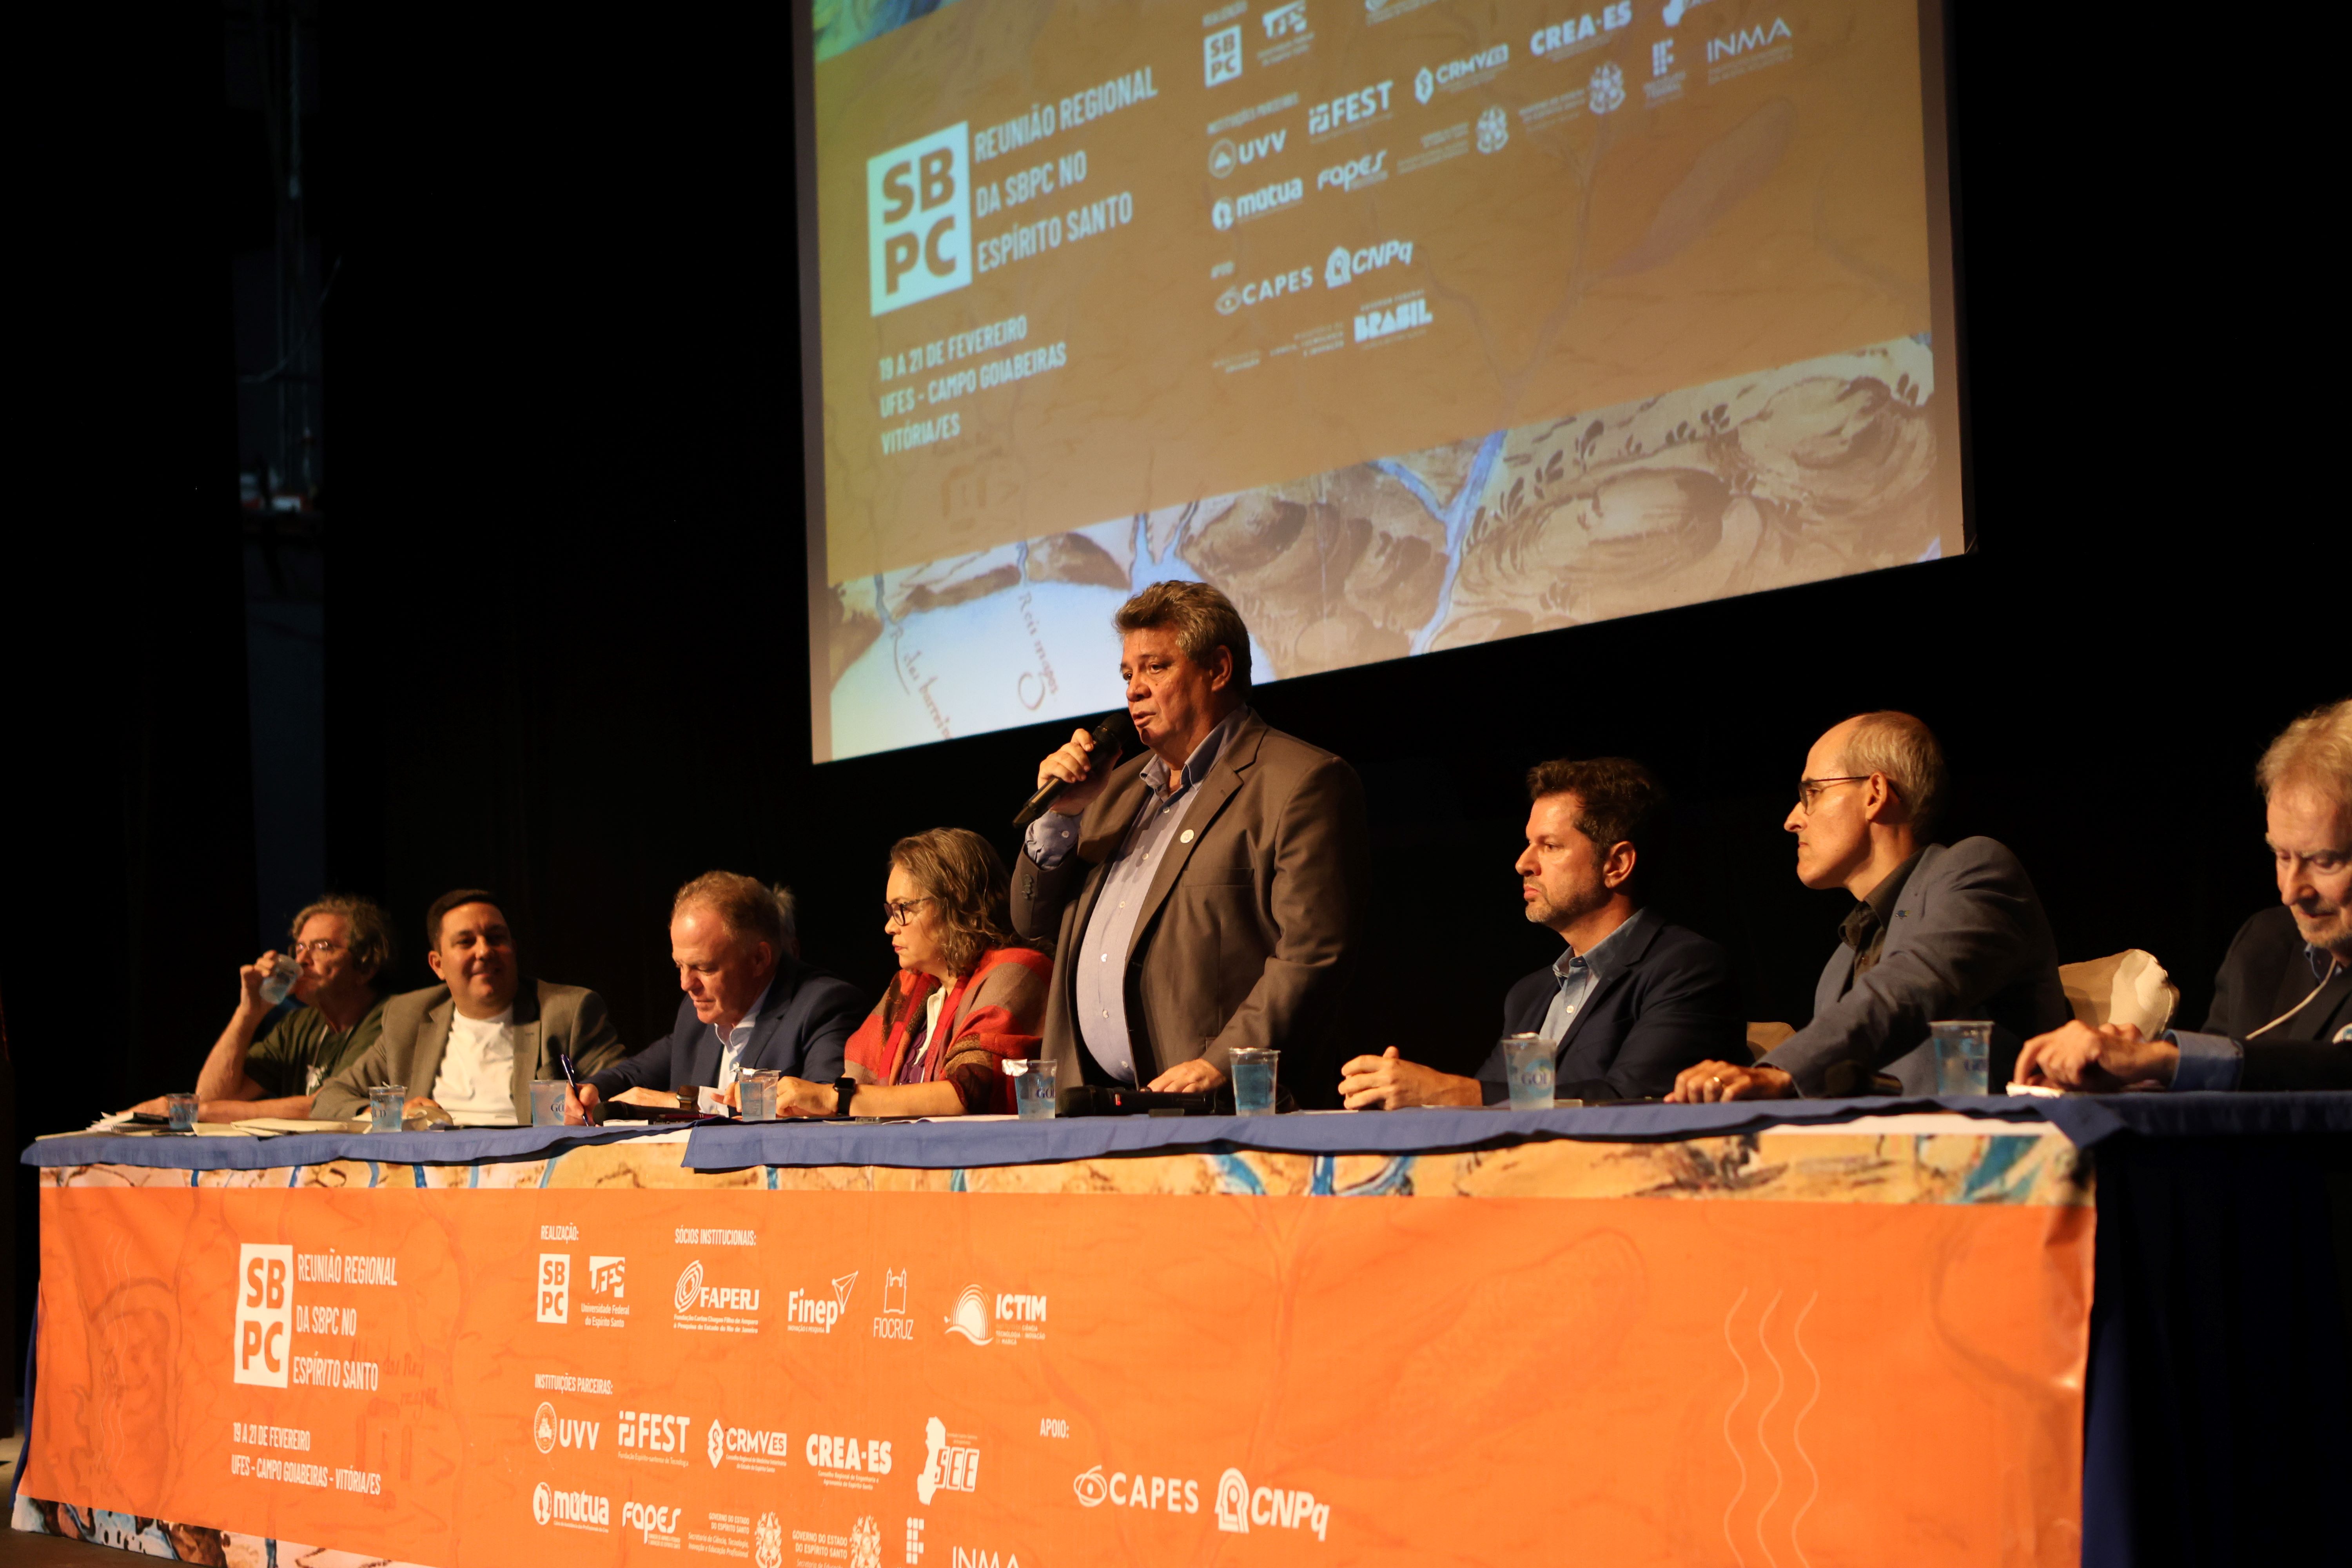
<box><xmin>2016</xmin><ymin>698</ymin><xmax>2351</xmax><ymax>1092</ymax></box>
<box><xmin>1339</xmin><ymin>757</ymin><xmax>1741</xmax><ymax>1107</ymax></box>
<box><xmin>1671</xmin><ymin>711</ymin><xmax>2070</xmax><ymax>1101</ymax></box>
<box><xmin>574</xmin><ymin>871</ymin><xmax>863</xmax><ymax>1120</ymax></box>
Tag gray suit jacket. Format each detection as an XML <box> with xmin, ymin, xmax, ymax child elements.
<box><xmin>313</xmin><ymin>979</ymin><xmax>625</xmax><ymax>1123</ymax></box>
<box><xmin>1011</xmin><ymin>709</ymin><xmax>1370</xmax><ymax>1092</ymax></box>
<box><xmin>1762</xmin><ymin>838</ymin><xmax>2070</xmax><ymax>1096</ymax></box>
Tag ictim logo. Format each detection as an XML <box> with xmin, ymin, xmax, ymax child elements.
<box><xmin>868</xmin><ymin>125</ymin><xmax>973</xmax><ymax>317</ymax></box>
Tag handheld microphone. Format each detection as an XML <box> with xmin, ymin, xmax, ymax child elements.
<box><xmin>1012</xmin><ymin>710</ymin><xmax>1134</xmax><ymax>829</ymax></box>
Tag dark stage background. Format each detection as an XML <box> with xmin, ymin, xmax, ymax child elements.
<box><xmin>2</xmin><ymin>5</ymin><xmax>2323</xmax><ymax>1383</ymax></box>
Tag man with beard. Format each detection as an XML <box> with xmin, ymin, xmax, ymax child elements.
<box><xmin>2016</xmin><ymin>698</ymin><xmax>2352</xmax><ymax>1091</ymax></box>
<box><xmin>1338</xmin><ymin>757</ymin><xmax>1742</xmax><ymax>1107</ymax></box>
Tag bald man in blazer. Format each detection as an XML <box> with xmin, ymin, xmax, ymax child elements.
<box><xmin>314</xmin><ymin>892</ymin><xmax>623</xmax><ymax>1123</ymax></box>
<box><xmin>1013</xmin><ymin>583</ymin><xmax>1369</xmax><ymax>1103</ymax></box>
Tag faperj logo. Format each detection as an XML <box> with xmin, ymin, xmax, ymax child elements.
<box><xmin>869</xmin><ymin>125</ymin><xmax>973</xmax><ymax>317</ymax></box>
<box><xmin>675</xmin><ymin>1258</ymin><xmax>762</xmax><ymax>1317</ymax></box>
<box><xmin>234</xmin><ymin>1243</ymin><xmax>294</xmax><ymax>1387</ymax></box>
<box><xmin>674</xmin><ymin>1260</ymin><xmax>704</xmax><ymax>1314</ymax></box>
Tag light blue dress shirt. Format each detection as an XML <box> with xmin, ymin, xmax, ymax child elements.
<box><xmin>1537</xmin><ymin>908</ymin><xmax>1650</xmax><ymax>1046</ymax></box>
<box><xmin>1024</xmin><ymin>707</ymin><xmax>1247</xmax><ymax>1084</ymax></box>
<box><xmin>712</xmin><ymin>975</ymin><xmax>777</xmax><ymax>1089</ymax></box>
<box><xmin>2168</xmin><ymin>942</ymin><xmax>2345</xmax><ymax>1091</ymax></box>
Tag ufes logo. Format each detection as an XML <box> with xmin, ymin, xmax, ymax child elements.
<box><xmin>234</xmin><ymin>1243</ymin><xmax>293</xmax><ymax>1387</ymax></box>
<box><xmin>869</xmin><ymin>125</ymin><xmax>973</xmax><ymax>317</ymax></box>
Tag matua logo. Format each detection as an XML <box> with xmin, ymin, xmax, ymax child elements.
<box><xmin>234</xmin><ymin>1244</ymin><xmax>293</xmax><ymax>1387</ymax></box>
<box><xmin>1215</xmin><ymin>1467</ymin><xmax>1331</xmax><ymax>1543</ymax></box>
<box><xmin>868</xmin><ymin>125</ymin><xmax>973</xmax><ymax>317</ymax></box>
<box><xmin>532</xmin><ymin>1481</ymin><xmax>611</xmax><ymax>1531</ymax></box>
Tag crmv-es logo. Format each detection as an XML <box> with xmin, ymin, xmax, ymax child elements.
<box><xmin>534</xmin><ymin>1401</ymin><xmax>600</xmax><ymax>1454</ymax></box>
<box><xmin>1214</xmin><ymin>1467</ymin><xmax>1331</xmax><ymax>1542</ymax></box>
<box><xmin>788</xmin><ymin>1272</ymin><xmax>858</xmax><ymax>1334</ymax></box>
<box><xmin>234</xmin><ymin>1244</ymin><xmax>293</xmax><ymax>1387</ymax></box>
<box><xmin>621</xmin><ymin>1501</ymin><xmax>683</xmax><ymax>1544</ymax></box>
<box><xmin>532</xmin><ymin>1481</ymin><xmax>611</xmax><ymax>1532</ymax></box>
<box><xmin>868</xmin><ymin>125</ymin><xmax>973</xmax><ymax>317</ymax></box>
<box><xmin>706</xmin><ymin>1417</ymin><xmax>791</xmax><ymax>1469</ymax></box>
<box><xmin>1413</xmin><ymin>43</ymin><xmax>1508</xmax><ymax>103</ymax></box>
<box><xmin>1326</xmin><ymin>239</ymin><xmax>1414</xmax><ymax>288</ymax></box>
<box><xmin>1315</xmin><ymin>150</ymin><xmax>1386</xmax><ymax>193</ymax></box>
<box><xmin>1073</xmin><ymin>1465</ymin><xmax>1201</xmax><ymax>1513</ymax></box>
<box><xmin>1209</xmin><ymin>128</ymin><xmax>1287</xmax><ymax>179</ymax></box>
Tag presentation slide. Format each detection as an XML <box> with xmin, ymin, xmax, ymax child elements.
<box><xmin>801</xmin><ymin>0</ymin><xmax>1961</xmax><ymax>762</ymax></box>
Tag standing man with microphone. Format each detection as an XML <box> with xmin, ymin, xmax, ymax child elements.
<box><xmin>1013</xmin><ymin>581</ymin><xmax>1370</xmax><ymax>1103</ymax></box>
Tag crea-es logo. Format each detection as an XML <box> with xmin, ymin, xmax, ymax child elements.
<box><xmin>1531</xmin><ymin>3</ymin><xmax>1632</xmax><ymax>58</ymax></box>
<box><xmin>1215</xmin><ymin>1466</ymin><xmax>1332</xmax><ymax>1542</ymax></box>
<box><xmin>916</xmin><ymin>1416</ymin><xmax>981</xmax><ymax>1503</ymax></box>
<box><xmin>621</xmin><ymin>1501</ymin><xmax>683</xmax><ymax>1543</ymax></box>
<box><xmin>234</xmin><ymin>1243</ymin><xmax>294</xmax><ymax>1387</ymax></box>
<box><xmin>1072</xmin><ymin>1464</ymin><xmax>1201</xmax><ymax>1513</ymax></box>
<box><xmin>531</xmin><ymin>1480</ymin><xmax>611</xmax><ymax>1532</ymax></box>
<box><xmin>868</xmin><ymin>125</ymin><xmax>974</xmax><ymax>317</ymax></box>
<box><xmin>1326</xmin><ymin>239</ymin><xmax>1413</xmax><ymax>288</ymax></box>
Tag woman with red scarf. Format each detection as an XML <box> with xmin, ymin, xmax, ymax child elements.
<box><xmin>775</xmin><ymin>828</ymin><xmax>1049</xmax><ymax>1116</ymax></box>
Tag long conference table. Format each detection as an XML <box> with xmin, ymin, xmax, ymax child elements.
<box><xmin>11</xmin><ymin>1094</ymin><xmax>2347</xmax><ymax>1566</ymax></box>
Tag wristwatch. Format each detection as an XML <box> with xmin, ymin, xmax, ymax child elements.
<box><xmin>833</xmin><ymin>1077</ymin><xmax>858</xmax><ymax>1118</ymax></box>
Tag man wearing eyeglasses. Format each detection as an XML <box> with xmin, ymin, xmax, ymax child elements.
<box><xmin>571</xmin><ymin>870</ymin><xmax>864</xmax><ymax>1120</ymax></box>
<box><xmin>133</xmin><ymin>895</ymin><xmax>396</xmax><ymax>1122</ymax></box>
<box><xmin>1669</xmin><ymin>711</ymin><xmax>2067</xmax><ymax>1101</ymax></box>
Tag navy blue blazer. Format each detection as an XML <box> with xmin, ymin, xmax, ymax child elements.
<box><xmin>1477</xmin><ymin>912</ymin><xmax>1744</xmax><ymax>1103</ymax></box>
<box><xmin>588</xmin><ymin>956</ymin><xmax>863</xmax><ymax>1096</ymax></box>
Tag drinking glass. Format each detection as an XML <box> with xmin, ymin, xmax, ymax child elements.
<box><xmin>1229</xmin><ymin>1048</ymin><xmax>1279</xmax><ymax>1116</ymax></box>
<box><xmin>1931</xmin><ymin>1021</ymin><xmax>1993</xmax><ymax>1096</ymax></box>
<box><xmin>530</xmin><ymin>1079</ymin><xmax>570</xmax><ymax>1126</ymax></box>
<box><xmin>369</xmin><ymin>1083</ymin><xmax>407</xmax><ymax>1133</ymax></box>
<box><xmin>1007</xmin><ymin>1058</ymin><xmax>1058</xmax><ymax>1120</ymax></box>
<box><xmin>1499</xmin><ymin>1033</ymin><xmax>1556</xmax><ymax>1110</ymax></box>
<box><xmin>165</xmin><ymin>1093</ymin><xmax>199</xmax><ymax>1133</ymax></box>
<box><xmin>739</xmin><ymin>1069</ymin><xmax>781</xmax><ymax>1121</ymax></box>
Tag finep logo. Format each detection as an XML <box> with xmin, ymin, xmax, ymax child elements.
<box><xmin>234</xmin><ymin>1243</ymin><xmax>294</xmax><ymax>1387</ymax></box>
<box><xmin>869</xmin><ymin>125</ymin><xmax>973</xmax><ymax>317</ymax></box>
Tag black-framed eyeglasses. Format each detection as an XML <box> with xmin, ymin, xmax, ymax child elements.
<box><xmin>882</xmin><ymin>897</ymin><xmax>935</xmax><ymax>928</ymax></box>
<box><xmin>1794</xmin><ymin>776</ymin><xmax>1869</xmax><ymax>813</ymax></box>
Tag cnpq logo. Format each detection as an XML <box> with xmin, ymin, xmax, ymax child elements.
<box><xmin>869</xmin><ymin>125</ymin><xmax>973</xmax><ymax>316</ymax></box>
<box><xmin>1215</xmin><ymin>1467</ymin><xmax>1330</xmax><ymax>1542</ymax></box>
<box><xmin>234</xmin><ymin>1244</ymin><xmax>294</xmax><ymax>1387</ymax></box>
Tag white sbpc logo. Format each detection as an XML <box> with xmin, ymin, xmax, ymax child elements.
<box><xmin>234</xmin><ymin>1243</ymin><xmax>294</xmax><ymax>1387</ymax></box>
<box><xmin>869</xmin><ymin>125</ymin><xmax>973</xmax><ymax>316</ymax></box>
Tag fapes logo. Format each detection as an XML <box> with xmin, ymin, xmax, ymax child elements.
<box><xmin>869</xmin><ymin>125</ymin><xmax>973</xmax><ymax>317</ymax></box>
<box><xmin>234</xmin><ymin>1243</ymin><xmax>293</xmax><ymax>1387</ymax></box>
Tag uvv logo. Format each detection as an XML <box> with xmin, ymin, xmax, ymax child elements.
<box><xmin>869</xmin><ymin>125</ymin><xmax>973</xmax><ymax>317</ymax></box>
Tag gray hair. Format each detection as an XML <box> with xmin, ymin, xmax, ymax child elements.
<box><xmin>1114</xmin><ymin>580</ymin><xmax>1252</xmax><ymax>690</ymax></box>
<box><xmin>1838</xmin><ymin>711</ymin><xmax>1947</xmax><ymax>835</ymax></box>
<box><xmin>2257</xmin><ymin>699</ymin><xmax>2352</xmax><ymax>817</ymax></box>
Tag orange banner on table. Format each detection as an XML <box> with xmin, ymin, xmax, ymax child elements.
<box><xmin>28</xmin><ymin>1182</ymin><xmax>2087</xmax><ymax>1564</ymax></box>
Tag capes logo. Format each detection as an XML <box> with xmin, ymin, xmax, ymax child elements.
<box><xmin>1215</xmin><ymin>1467</ymin><xmax>1331</xmax><ymax>1542</ymax></box>
<box><xmin>1414</xmin><ymin>44</ymin><xmax>1508</xmax><ymax>103</ymax></box>
<box><xmin>868</xmin><ymin>124</ymin><xmax>973</xmax><ymax>317</ymax></box>
<box><xmin>1219</xmin><ymin>267</ymin><xmax>1318</xmax><ymax>315</ymax></box>
<box><xmin>234</xmin><ymin>1243</ymin><xmax>294</xmax><ymax>1388</ymax></box>
<box><xmin>1073</xmin><ymin>1464</ymin><xmax>1201</xmax><ymax>1513</ymax></box>
<box><xmin>1315</xmin><ymin>150</ymin><xmax>1386</xmax><ymax>193</ymax></box>
<box><xmin>1325</xmin><ymin>239</ymin><xmax>1413</xmax><ymax>288</ymax></box>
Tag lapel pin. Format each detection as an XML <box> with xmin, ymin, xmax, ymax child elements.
<box><xmin>1178</xmin><ymin>829</ymin><xmax>1195</xmax><ymax>844</ymax></box>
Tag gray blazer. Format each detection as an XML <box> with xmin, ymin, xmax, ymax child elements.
<box><xmin>1762</xmin><ymin>838</ymin><xmax>2070</xmax><ymax>1096</ymax></box>
<box><xmin>312</xmin><ymin>979</ymin><xmax>625</xmax><ymax>1123</ymax></box>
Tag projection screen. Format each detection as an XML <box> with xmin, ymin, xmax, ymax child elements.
<box><xmin>798</xmin><ymin>0</ymin><xmax>1964</xmax><ymax>762</ymax></box>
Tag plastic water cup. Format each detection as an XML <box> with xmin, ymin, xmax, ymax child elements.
<box><xmin>258</xmin><ymin>956</ymin><xmax>298</xmax><ymax>1009</ymax></box>
<box><xmin>1229</xmin><ymin>1048</ymin><xmax>1279</xmax><ymax>1116</ymax></box>
<box><xmin>1007</xmin><ymin>1058</ymin><xmax>1058</xmax><ymax>1120</ymax></box>
<box><xmin>165</xmin><ymin>1093</ymin><xmax>199</xmax><ymax>1133</ymax></box>
<box><xmin>530</xmin><ymin>1079</ymin><xmax>569</xmax><ymax>1126</ymax></box>
<box><xmin>1501</xmin><ymin>1033</ymin><xmax>1556</xmax><ymax>1110</ymax></box>
<box><xmin>1931</xmin><ymin>1020</ymin><xmax>1993</xmax><ymax>1095</ymax></box>
<box><xmin>739</xmin><ymin>1069</ymin><xmax>781</xmax><ymax>1122</ymax></box>
<box><xmin>369</xmin><ymin>1083</ymin><xmax>407</xmax><ymax>1133</ymax></box>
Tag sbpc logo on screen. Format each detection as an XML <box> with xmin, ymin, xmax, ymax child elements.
<box><xmin>870</xmin><ymin>125</ymin><xmax>973</xmax><ymax>316</ymax></box>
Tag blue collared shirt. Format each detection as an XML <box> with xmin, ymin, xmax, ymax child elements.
<box><xmin>1538</xmin><ymin>907</ymin><xmax>1650</xmax><ymax>1047</ymax></box>
<box><xmin>712</xmin><ymin>975</ymin><xmax>778</xmax><ymax>1089</ymax></box>
<box><xmin>2169</xmin><ymin>942</ymin><xmax>2345</xmax><ymax>1091</ymax></box>
<box><xmin>1024</xmin><ymin>707</ymin><xmax>1248</xmax><ymax>1084</ymax></box>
